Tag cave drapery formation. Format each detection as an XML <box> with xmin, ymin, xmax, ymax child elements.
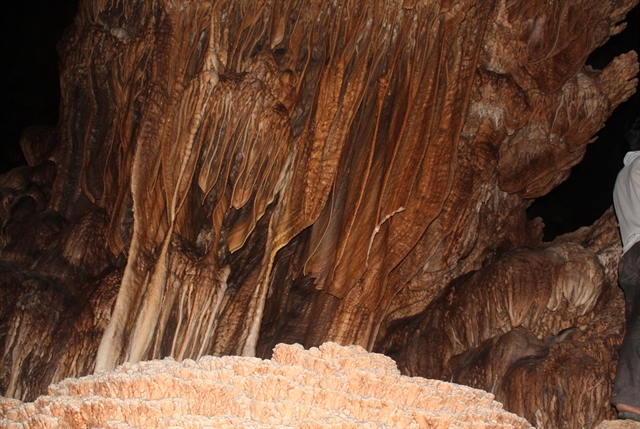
<box><xmin>0</xmin><ymin>0</ymin><xmax>638</xmax><ymax>427</ymax></box>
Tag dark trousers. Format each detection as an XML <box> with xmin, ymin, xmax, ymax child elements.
<box><xmin>612</xmin><ymin>240</ymin><xmax>640</xmax><ymax>407</ymax></box>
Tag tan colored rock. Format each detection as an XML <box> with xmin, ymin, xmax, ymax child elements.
<box><xmin>0</xmin><ymin>342</ymin><xmax>531</xmax><ymax>428</ymax></box>
<box><xmin>595</xmin><ymin>421</ymin><xmax>640</xmax><ymax>429</ymax></box>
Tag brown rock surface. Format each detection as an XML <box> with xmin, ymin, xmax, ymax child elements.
<box><xmin>377</xmin><ymin>208</ymin><xmax>626</xmax><ymax>427</ymax></box>
<box><xmin>0</xmin><ymin>0</ymin><xmax>638</xmax><ymax>427</ymax></box>
<box><xmin>595</xmin><ymin>421</ymin><xmax>640</xmax><ymax>429</ymax></box>
<box><xmin>0</xmin><ymin>342</ymin><xmax>532</xmax><ymax>428</ymax></box>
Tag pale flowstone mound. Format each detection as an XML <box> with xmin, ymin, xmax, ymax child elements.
<box><xmin>0</xmin><ymin>342</ymin><xmax>531</xmax><ymax>428</ymax></box>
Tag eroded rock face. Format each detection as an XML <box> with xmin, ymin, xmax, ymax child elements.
<box><xmin>596</xmin><ymin>421</ymin><xmax>640</xmax><ymax>429</ymax></box>
<box><xmin>0</xmin><ymin>342</ymin><xmax>532</xmax><ymax>428</ymax></box>
<box><xmin>0</xmin><ymin>0</ymin><xmax>638</xmax><ymax>427</ymax></box>
<box><xmin>377</xmin><ymin>208</ymin><xmax>626</xmax><ymax>427</ymax></box>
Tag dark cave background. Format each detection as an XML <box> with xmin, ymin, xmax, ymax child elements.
<box><xmin>0</xmin><ymin>0</ymin><xmax>78</xmax><ymax>173</ymax></box>
<box><xmin>528</xmin><ymin>4</ymin><xmax>640</xmax><ymax>240</ymax></box>
<box><xmin>0</xmin><ymin>0</ymin><xmax>638</xmax><ymax>241</ymax></box>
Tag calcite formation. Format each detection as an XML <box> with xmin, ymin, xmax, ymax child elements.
<box><xmin>0</xmin><ymin>0</ymin><xmax>639</xmax><ymax>427</ymax></box>
<box><xmin>0</xmin><ymin>342</ymin><xmax>532</xmax><ymax>428</ymax></box>
<box><xmin>378</xmin><ymin>208</ymin><xmax>627</xmax><ymax>427</ymax></box>
<box><xmin>595</xmin><ymin>422</ymin><xmax>640</xmax><ymax>429</ymax></box>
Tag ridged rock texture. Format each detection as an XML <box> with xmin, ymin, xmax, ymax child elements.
<box><xmin>0</xmin><ymin>342</ymin><xmax>533</xmax><ymax>428</ymax></box>
<box><xmin>0</xmin><ymin>0</ymin><xmax>638</xmax><ymax>427</ymax></box>
<box><xmin>596</xmin><ymin>421</ymin><xmax>640</xmax><ymax>429</ymax></box>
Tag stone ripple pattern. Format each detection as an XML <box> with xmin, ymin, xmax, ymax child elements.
<box><xmin>0</xmin><ymin>342</ymin><xmax>532</xmax><ymax>428</ymax></box>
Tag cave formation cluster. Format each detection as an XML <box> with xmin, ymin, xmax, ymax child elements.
<box><xmin>1</xmin><ymin>342</ymin><xmax>535</xmax><ymax>428</ymax></box>
<box><xmin>1</xmin><ymin>0</ymin><xmax>639</xmax><ymax>427</ymax></box>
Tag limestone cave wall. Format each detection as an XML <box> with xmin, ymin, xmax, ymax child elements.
<box><xmin>0</xmin><ymin>0</ymin><xmax>638</xmax><ymax>427</ymax></box>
